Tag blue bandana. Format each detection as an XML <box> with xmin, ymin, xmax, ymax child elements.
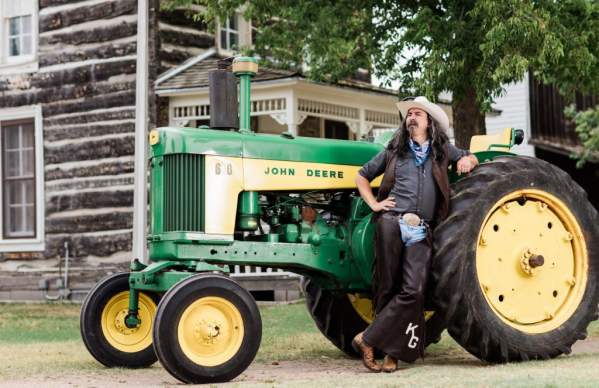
<box><xmin>409</xmin><ymin>139</ymin><xmax>430</xmax><ymax>166</ymax></box>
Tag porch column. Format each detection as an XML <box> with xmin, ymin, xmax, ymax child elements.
<box><xmin>286</xmin><ymin>91</ymin><xmax>298</xmax><ymax>136</ymax></box>
<box><xmin>359</xmin><ymin>108</ymin><xmax>366</xmax><ymax>138</ymax></box>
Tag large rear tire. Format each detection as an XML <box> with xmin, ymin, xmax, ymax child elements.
<box><xmin>433</xmin><ymin>156</ymin><xmax>599</xmax><ymax>362</ymax></box>
<box><xmin>301</xmin><ymin>278</ymin><xmax>446</xmax><ymax>358</ymax></box>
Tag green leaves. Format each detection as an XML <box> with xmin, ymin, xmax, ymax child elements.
<box><xmin>565</xmin><ymin>104</ymin><xmax>599</xmax><ymax>167</ymax></box>
<box><xmin>163</xmin><ymin>0</ymin><xmax>599</xmax><ymax>153</ymax></box>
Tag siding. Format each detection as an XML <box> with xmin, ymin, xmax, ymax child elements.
<box><xmin>485</xmin><ymin>73</ymin><xmax>535</xmax><ymax>156</ymax></box>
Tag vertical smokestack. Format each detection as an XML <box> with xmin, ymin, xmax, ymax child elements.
<box><xmin>209</xmin><ymin>58</ymin><xmax>239</xmax><ymax>130</ymax></box>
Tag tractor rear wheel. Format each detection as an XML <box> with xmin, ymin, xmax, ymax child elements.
<box><xmin>152</xmin><ymin>273</ymin><xmax>261</xmax><ymax>384</ymax></box>
<box><xmin>80</xmin><ymin>272</ymin><xmax>158</xmax><ymax>367</ymax></box>
<box><xmin>301</xmin><ymin>278</ymin><xmax>446</xmax><ymax>358</ymax></box>
<box><xmin>433</xmin><ymin>156</ymin><xmax>599</xmax><ymax>362</ymax></box>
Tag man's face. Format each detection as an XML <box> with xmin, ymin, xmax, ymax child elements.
<box><xmin>406</xmin><ymin>108</ymin><xmax>429</xmax><ymax>136</ymax></box>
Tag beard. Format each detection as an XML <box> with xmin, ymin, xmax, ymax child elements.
<box><xmin>407</xmin><ymin>120</ymin><xmax>419</xmax><ymax>132</ymax></box>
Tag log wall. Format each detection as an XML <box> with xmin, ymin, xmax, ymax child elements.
<box><xmin>0</xmin><ymin>0</ymin><xmax>214</xmax><ymax>293</ymax></box>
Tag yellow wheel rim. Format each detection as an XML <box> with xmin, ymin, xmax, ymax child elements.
<box><xmin>101</xmin><ymin>291</ymin><xmax>156</xmax><ymax>353</ymax></box>
<box><xmin>347</xmin><ymin>294</ymin><xmax>435</xmax><ymax>324</ymax></box>
<box><xmin>177</xmin><ymin>296</ymin><xmax>244</xmax><ymax>367</ymax></box>
<box><xmin>476</xmin><ymin>189</ymin><xmax>588</xmax><ymax>333</ymax></box>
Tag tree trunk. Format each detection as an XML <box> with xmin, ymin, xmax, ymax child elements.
<box><xmin>452</xmin><ymin>86</ymin><xmax>486</xmax><ymax>149</ymax></box>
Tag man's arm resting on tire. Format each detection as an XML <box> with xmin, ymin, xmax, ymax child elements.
<box><xmin>456</xmin><ymin>154</ymin><xmax>479</xmax><ymax>175</ymax></box>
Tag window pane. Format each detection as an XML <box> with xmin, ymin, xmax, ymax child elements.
<box><xmin>7</xmin><ymin>181</ymin><xmax>22</xmax><ymax>205</ymax></box>
<box><xmin>5</xmin><ymin>151</ymin><xmax>20</xmax><ymax>177</ymax></box>
<box><xmin>229</xmin><ymin>15</ymin><xmax>237</xmax><ymax>30</ymax></box>
<box><xmin>25</xmin><ymin>180</ymin><xmax>35</xmax><ymax>204</ymax></box>
<box><xmin>221</xmin><ymin>29</ymin><xmax>229</xmax><ymax>49</ymax></box>
<box><xmin>230</xmin><ymin>32</ymin><xmax>238</xmax><ymax>50</ymax></box>
<box><xmin>22</xmin><ymin>15</ymin><xmax>32</xmax><ymax>33</ymax></box>
<box><xmin>23</xmin><ymin>149</ymin><xmax>35</xmax><ymax>176</ymax></box>
<box><xmin>9</xmin><ymin>37</ymin><xmax>20</xmax><ymax>56</ymax></box>
<box><xmin>22</xmin><ymin>35</ymin><xmax>32</xmax><ymax>55</ymax></box>
<box><xmin>9</xmin><ymin>17</ymin><xmax>20</xmax><ymax>36</ymax></box>
<box><xmin>25</xmin><ymin>204</ymin><xmax>35</xmax><ymax>233</ymax></box>
<box><xmin>8</xmin><ymin>207</ymin><xmax>22</xmax><ymax>233</ymax></box>
<box><xmin>21</xmin><ymin>123</ymin><xmax>34</xmax><ymax>147</ymax></box>
<box><xmin>4</xmin><ymin>126</ymin><xmax>20</xmax><ymax>149</ymax></box>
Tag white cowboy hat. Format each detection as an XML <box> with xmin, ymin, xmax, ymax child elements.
<box><xmin>396</xmin><ymin>96</ymin><xmax>450</xmax><ymax>133</ymax></box>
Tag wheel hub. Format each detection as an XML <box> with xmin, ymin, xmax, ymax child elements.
<box><xmin>101</xmin><ymin>291</ymin><xmax>156</xmax><ymax>352</ymax></box>
<box><xmin>177</xmin><ymin>296</ymin><xmax>244</xmax><ymax>367</ymax></box>
<box><xmin>476</xmin><ymin>190</ymin><xmax>587</xmax><ymax>333</ymax></box>
<box><xmin>194</xmin><ymin>319</ymin><xmax>222</xmax><ymax>344</ymax></box>
<box><xmin>520</xmin><ymin>248</ymin><xmax>545</xmax><ymax>276</ymax></box>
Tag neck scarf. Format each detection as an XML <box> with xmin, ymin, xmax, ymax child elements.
<box><xmin>409</xmin><ymin>138</ymin><xmax>430</xmax><ymax>166</ymax></box>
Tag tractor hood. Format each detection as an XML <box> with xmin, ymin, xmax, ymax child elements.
<box><xmin>150</xmin><ymin>126</ymin><xmax>386</xmax><ymax>166</ymax></box>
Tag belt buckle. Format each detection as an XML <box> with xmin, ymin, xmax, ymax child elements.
<box><xmin>402</xmin><ymin>213</ymin><xmax>421</xmax><ymax>227</ymax></box>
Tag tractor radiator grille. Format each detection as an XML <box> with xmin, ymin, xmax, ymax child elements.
<box><xmin>163</xmin><ymin>153</ymin><xmax>204</xmax><ymax>232</ymax></box>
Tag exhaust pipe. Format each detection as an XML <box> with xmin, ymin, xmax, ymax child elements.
<box><xmin>208</xmin><ymin>58</ymin><xmax>239</xmax><ymax>130</ymax></box>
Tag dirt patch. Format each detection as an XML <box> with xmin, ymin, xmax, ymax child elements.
<box><xmin>571</xmin><ymin>336</ymin><xmax>599</xmax><ymax>355</ymax></box>
<box><xmin>2</xmin><ymin>338</ymin><xmax>599</xmax><ymax>388</ymax></box>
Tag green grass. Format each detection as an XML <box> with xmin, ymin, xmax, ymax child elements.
<box><xmin>257</xmin><ymin>302</ymin><xmax>340</xmax><ymax>361</ymax></box>
<box><xmin>0</xmin><ymin>301</ymin><xmax>598</xmax><ymax>385</ymax></box>
<box><xmin>0</xmin><ymin>303</ymin><xmax>81</xmax><ymax>343</ymax></box>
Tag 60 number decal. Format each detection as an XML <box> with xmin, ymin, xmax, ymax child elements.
<box><xmin>215</xmin><ymin>161</ymin><xmax>233</xmax><ymax>175</ymax></box>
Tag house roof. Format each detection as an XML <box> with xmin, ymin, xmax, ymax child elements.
<box><xmin>155</xmin><ymin>51</ymin><xmax>397</xmax><ymax>97</ymax></box>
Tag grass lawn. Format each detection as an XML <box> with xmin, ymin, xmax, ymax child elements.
<box><xmin>0</xmin><ymin>301</ymin><xmax>598</xmax><ymax>386</ymax></box>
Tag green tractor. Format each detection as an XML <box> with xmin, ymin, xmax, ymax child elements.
<box><xmin>80</xmin><ymin>57</ymin><xmax>599</xmax><ymax>383</ymax></box>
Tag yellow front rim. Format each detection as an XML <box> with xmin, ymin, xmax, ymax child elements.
<box><xmin>101</xmin><ymin>291</ymin><xmax>156</xmax><ymax>353</ymax></box>
<box><xmin>476</xmin><ymin>189</ymin><xmax>588</xmax><ymax>333</ymax></box>
<box><xmin>347</xmin><ymin>294</ymin><xmax>434</xmax><ymax>324</ymax></box>
<box><xmin>177</xmin><ymin>296</ymin><xmax>244</xmax><ymax>367</ymax></box>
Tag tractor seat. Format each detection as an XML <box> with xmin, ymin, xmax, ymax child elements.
<box><xmin>469</xmin><ymin>127</ymin><xmax>512</xmax><ymax>153</ymax></box>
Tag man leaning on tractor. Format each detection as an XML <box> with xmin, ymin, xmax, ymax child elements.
<box><xmin>353</xmin><ymin>97</ymin><xmax>479</xmax><ymax>372</ymax></box>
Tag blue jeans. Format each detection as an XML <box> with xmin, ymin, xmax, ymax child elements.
<box><xmin>398</xmin><ymin>218</ymin><xmax>427</xmax><ymax>246</ymax></box>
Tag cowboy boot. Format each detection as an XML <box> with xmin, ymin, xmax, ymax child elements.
<box><xmin>382</xmin><ymin>355</ymin><xmax>398</xmax><ymax>373</ymax></box>
<box><xmin>351</xmin><ymin>332</ymin><xmax>381</xmax><ymax>372</ymax></box>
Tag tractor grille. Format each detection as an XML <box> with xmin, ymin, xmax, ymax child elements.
<box><xmin>163</xmin><ymin>153</ymin><xmax>204</xmax><ymax>232</ymax></box>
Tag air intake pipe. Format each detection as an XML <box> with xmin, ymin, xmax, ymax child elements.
<box><xmin>232</xmin><ymin>57</ymin><xmax>258</xmax><ymax>133</ymax></box>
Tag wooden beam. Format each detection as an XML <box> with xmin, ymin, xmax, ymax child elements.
<box><xmin>133</xmin><ymin>0</ymin><xmax>149</xmax><ymax>263</ymax></box>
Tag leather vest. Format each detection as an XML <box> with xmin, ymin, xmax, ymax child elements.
<box><xmin>370</xmin><ymin>145</ymin><xmax>450</xmax><ymax>227</ymax></box>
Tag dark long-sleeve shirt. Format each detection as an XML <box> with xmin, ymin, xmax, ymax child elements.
<box><xmin>358</xmin><ymin>143</ymin><xmax>470</xmax><ymax>222</ymax></box>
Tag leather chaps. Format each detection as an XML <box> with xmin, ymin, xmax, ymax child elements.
<box><xmin>362</xmin><ymin>212</ymin><xmax>432</xmax><ymax>363</ymax></box>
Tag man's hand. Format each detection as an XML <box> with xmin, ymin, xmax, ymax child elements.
<box><xmin>371</xmin><ymin>196</ymin><xmax>396</xmax><ymax>212</ymax></box>
<box><xmin>456</xmin><ymin>154</ymin><xmax>479</xmax><ymax>175</ymax></box>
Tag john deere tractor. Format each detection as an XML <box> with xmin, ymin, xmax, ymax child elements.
<box><xmin>80</xmin><ymin>57</ymin><xmax>599</xmax><ymax>384</ymax></box>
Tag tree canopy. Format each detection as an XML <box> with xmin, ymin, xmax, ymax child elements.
<box><xmin>163</xmin><ymin>0</ymin><xmax>599</xmax><ymax>150</ymax></box>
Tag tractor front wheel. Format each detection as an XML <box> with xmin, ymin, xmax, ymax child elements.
<box><xmin>152</xmin><ymin>273</ymin><xmax>261</xmax><ymax>384</ymax></box>
<box><xmin>80</xmin><ymin>272</ymin><xmax>158</xmax><ymax>367</ymax></box>
<box><xmin>433</xmin><ymin>156</ymin><xmax>599</xmax><ymax>362</ymax></box>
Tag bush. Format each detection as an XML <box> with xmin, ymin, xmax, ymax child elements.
<box><xmin>565</xmin><ymin>104</ymin><xmax>599</xmax><ymax>167</ymax></box>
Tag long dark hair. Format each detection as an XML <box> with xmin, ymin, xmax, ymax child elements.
<box><xmin>387</xmin><ymin>113</ymin><xmax>449</xmax><ymax>161</ymax></box>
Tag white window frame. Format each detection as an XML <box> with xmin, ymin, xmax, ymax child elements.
<box><xmin>0</xmin><ymin>0</ymin><xmax>38</xmax><ymax>74</ymax></box>
<box><xmin>220</xmin><ymin>14</ymin><xmax>239</xmax><ymax>52</ymax></box>
<box><xmin>217</xmin><ymin>12</ymin><xmax>252</xmax><ymax>55</ymax></box>
<box><xmin>0</xmin><ymin>105</ymin><xmax>45</xmax><ymax>252</ymax></box>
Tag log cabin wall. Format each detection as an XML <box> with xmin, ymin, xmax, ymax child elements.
<box><xmin>0</xmin><ymin>0</ymin><xmax>213</xmax><ymax>297</ymax></box>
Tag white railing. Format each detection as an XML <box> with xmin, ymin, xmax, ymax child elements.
<box><xmin>229</xmin><ymin>265</ymin><xmax>300</xmax><ymax>278</ymax></box>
